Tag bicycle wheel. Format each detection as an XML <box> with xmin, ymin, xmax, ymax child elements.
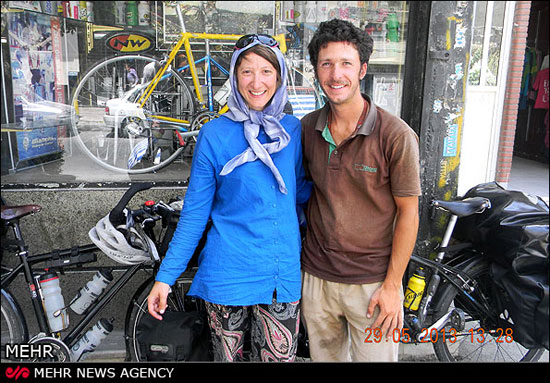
<box><xmin>286</xmin><ymin>67</ymin><xmax>325</xmax><ymax>120</ymax></box>
<box><xmin>71</xmin><ymin>55</ymin><xmax>196</xmax><ymax>174</ymax></box>
<box><xmin>1</xmin><ymin>289</ymin><xmax>28</xmax><ymax>361</ymax></box>
<box><xmin>127</xmin><ymin>271</ymin><xmax>209</xmax><ymax>361</ymax></box>
<box><xmin>432</xmin><ymin>259</ymin><xmax>545</xmax><ymax>362</ymax></box>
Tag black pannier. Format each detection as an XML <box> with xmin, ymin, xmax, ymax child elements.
<box><xmin>136</xmin><ymin>310</ymin><xmax>211</xmax><ymax>361</ymax></box>
<box><xmin>454</xmin><ymin>182</ymin><xmax>549</xmax><ymax>350</ymax></box>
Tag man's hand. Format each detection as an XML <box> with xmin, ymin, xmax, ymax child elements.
<box><xmin>147</xmin><ymin>281</ymin><xmax>171</xmax><ymax>320</ymax></box>
<box><xmin>367</xmin><ymin>282</ymin><xmax>403</xmax><ymax>338</ymax></box>
<box><xmin>366</xmin><ymin>195</ymin><xmax>418</xmax><ymax>338</ymax></box>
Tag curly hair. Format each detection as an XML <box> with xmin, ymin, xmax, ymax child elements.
<box><xmin>308</xmin><ymin>19</ymin><xmax>374</xmax><ymax>72</ymax></box>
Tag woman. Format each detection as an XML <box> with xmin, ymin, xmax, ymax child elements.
<box><xmin>147</xmin><ymin>34</ymin><xmax>311</xmax><ymax>362</ymax></box>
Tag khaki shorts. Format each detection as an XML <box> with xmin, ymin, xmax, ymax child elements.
<box><xmin>301</xmin><ymin>271</ymin><xmax>402</xmax><ymax>362</ymax></box>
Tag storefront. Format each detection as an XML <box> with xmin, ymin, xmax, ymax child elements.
<box><xmin>2</xmin><ymin>0</ymin><xmax>434</xmax><ymax>335</ymax></box>
<box><xmin>1</xmin><ymin>1</ymin><xmax>412</xmax><ymax>187</ymax></box>
<box><xmin>512</xmin><ymin>2</ymin><xmax>548</xmax><ymax>165</ymax></box>
<box><xmin>458</xmin><ymin>1</ymin><xmax>549</xmax><ymax>196</ymax></box>
<box><xmin>2</xmin><ymin>2</ymin><xmax>548</xmax><ymax>362</ymax></box>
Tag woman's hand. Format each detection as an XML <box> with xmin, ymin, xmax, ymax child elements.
<box><xmin>147</xmin><ymin>281</ymin><xmax>171</xmax><ymax>320</ymax></box>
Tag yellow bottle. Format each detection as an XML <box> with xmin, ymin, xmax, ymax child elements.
<box><xmin>404</xmin><ymin>268</ymin><xmax>426</xmax><ymax>311</ymax></box>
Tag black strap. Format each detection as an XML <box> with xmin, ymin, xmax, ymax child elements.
<box><xmin>436</xmin><ymin>242</ymin><xmax>473</xmax><ymax>253</ymax></box>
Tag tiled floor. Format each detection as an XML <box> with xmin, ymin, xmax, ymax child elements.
<box><xmin>508</xmin><ymin>156</ymin><xmax>549</xmax><ymax>202</ymax></box>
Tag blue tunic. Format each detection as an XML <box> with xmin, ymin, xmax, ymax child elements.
<box><xmin>155</xmin><ymin>114</ymin><xmax>311</xmax><ymax>305</ymax></box>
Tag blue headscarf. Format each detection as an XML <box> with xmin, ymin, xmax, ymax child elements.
<box><xmin>220</xmin><ymin>40</ymin><xmax>290</xmax><ymax>194</ymax></box>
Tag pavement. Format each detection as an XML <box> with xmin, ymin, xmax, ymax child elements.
<box><xmin>83</xmin><ymin>330</ymin><xmax>548</xmax><ymax>363</ymax></box>
<box><xmin>507</xmin><ymin>156</ymin><xmax>549</xmax><ymax>203</ymax></box>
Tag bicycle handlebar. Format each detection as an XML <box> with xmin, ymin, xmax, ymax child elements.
<box><xmin>109</xmin><ymin>183</ymin><xmax>153</xmax><ymax>226</ymax></box>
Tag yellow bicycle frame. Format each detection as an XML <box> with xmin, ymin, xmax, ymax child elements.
<box><xmin>138</xmin><ymin>32</ymin><xmax>287</xmax><ymax>125</ymax></box>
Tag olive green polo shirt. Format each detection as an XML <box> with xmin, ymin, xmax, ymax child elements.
<box><xmin>301</xmin><ymin>94</ymin><xmax>421</xmax><ymax>284</ymax></box>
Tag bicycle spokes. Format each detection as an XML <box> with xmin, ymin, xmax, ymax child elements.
<box><xmin>71</xmin><ymin>56</ymin><xmax>196</xmax><ymax>173</ymax></box>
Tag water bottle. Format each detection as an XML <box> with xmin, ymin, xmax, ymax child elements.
<box><xmin>126</xmin><ymin>1</ymin><xmax>138</xmax><ymax>26</ymax></box>
<box><xmin>58</xmin><ymin>1</ymin><xmax>67</xmax><ymax>17</ymax></box>
<box><xmin>71</xmin><ymin>318</ymin><xmax>114</xmax><ymax>361</ymax></box>
<box><xmin>69</xmin><ymin>270</ymin><xmax>113</xmax><ymax>315</ymax></box>
<box><xmin>403</xmin><ymin>267</ymin><xmax>426</xmax><ymax>311</ymax></box>
<box><xmin>61</xmin><ymin>1</ymin><xmax>70</xmax><ymax>17</ymax></box>
<box><xmin>115</xmin><ymin>2</ymin><xmax>126</xmax><ymax>26</ymax></box>
<box><xmin>79</xmin><ymin>1</ymin><xmax>87</xmax><ymax>21</ymax></box>
<box><xmin>86</xmin><ymin>1</ymin><xmax>94</xmax><ymax>23</ymax></box>
<box><xmin>40</xmin><ymin>271</ymin><xmax>69</xmax><ymax>332</ymax></box>
<box><xmin>138</xmin><ymin>1</ymin><xmax>150</xmax><ymax>26</ymax></box>
<box><xmin>41</xmin><ymin>1</ymin><xmax>57</xmax><ymax>15</ymax></box>
<box><xmin>69</xmin><ymin>1</ymin><xmax>80</xmax><ymax>19</ymax></box>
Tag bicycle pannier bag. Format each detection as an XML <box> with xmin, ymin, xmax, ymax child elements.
<box><xmin>136</xmin><ymin>310</ymin><xmax>211</xmax><ymax>361</ymax></box>
<box><xmin>454</xmin><ymin>182</ymin><xmax>549</xmax><ymax>350</ymax></box>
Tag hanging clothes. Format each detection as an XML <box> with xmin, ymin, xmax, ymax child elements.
<box><xmin>541</xmin><ymin>56</ymin><xmax>550</xmax><ymax>152</ymax></box>
<box><xmin>519</xmin><ymin>47</ymin><xmax>538</xmax><ymax>110</ymax></box>
<box><xmin>532</xmin><ymin>67</ymin><xmax>549</xmax><ymax>110</ymax></box>
<box><xmin>544</xmin><ymin>111</ymin><xmax>549</xmax><ymax>151</ymax></box>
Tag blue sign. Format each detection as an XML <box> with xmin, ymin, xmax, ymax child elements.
<box><xmin>443</xmin><ymin>123</ymin><xmax>458</xmax><ymax>157</ymax></box>
<box><xmin>16</xmin><ymin>127</ymin><xmax>59</xmax><ymax>161</ymax></box>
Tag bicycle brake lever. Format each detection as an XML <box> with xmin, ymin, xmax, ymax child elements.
<box><xmin>156</xmin><ymin>201</ymin><xmax>175</xmax><ymax>212</ymax></box>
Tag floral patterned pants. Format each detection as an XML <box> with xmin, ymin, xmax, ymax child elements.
<box><xmin>204</xmin><ymin>298</ymin><xmax>300</xmax><ymax>362</ymax></box>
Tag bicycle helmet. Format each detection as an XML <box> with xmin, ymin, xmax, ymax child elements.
<box><xmin>89</xmin><ymin>211</ymin><xmax>159</xmax><ymax>265</ymax></box>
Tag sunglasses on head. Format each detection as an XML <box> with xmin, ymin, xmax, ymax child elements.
<box><xmin>234</xmin><ymin>34</ymin><xmax>279</xmax><ymax>51</ymax></box>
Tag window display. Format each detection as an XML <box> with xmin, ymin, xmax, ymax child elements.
<box><xmin>6</xmin><ymin>10</ymin><xmax>67</xmax><ymax>171</ymax></box>
<box><xmin>1</xmin><ymin>1</ymin><xmax>410</xmax><ymax>187</ymax></box>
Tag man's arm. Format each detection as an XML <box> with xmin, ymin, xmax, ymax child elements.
<box><xmin>367</xmin><ymin>195</ymin><xmax>419</xmax><ymax>337</ymax></box>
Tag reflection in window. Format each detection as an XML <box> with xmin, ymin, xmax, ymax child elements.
<box><xmin>468</xmin><ymin>1</ymin><xmax>488</xmax><ymax>86</ymax></box>
<box><xmin>486</xmin><ymin>2</ymin><xmax>505</xmax><ymax>86</ymax></box>
<box><xmin>1</xmin><ymin>1</ymin><xmax>410</xmax><ymax>185</ymax></box>
<box><xmin>468</xmin><ymin>1</ymin><xmax>505</xmax><ymax>87</ymax></box>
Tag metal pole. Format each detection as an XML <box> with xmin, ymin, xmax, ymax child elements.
<box><xmin>416</xmin><ymin>1</ymin><xmax>475</xmax><ymax>258</ymax></box>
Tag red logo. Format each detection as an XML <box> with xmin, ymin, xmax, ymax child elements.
<box><xmin>106</xmin><ymin>33</ymin><xmax>153</xmax><ymax>52</ymax></box>
<box><xmin>5</xmin><ymin>366</ymin><xmax>30</xmax><ymax>380</ymax></box>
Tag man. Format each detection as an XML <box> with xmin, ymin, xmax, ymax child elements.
<box><xmin>125</xmin><ymin>64</ymin><xmax>139</xmax><ymax>88</ymax></box>
<box><xmin>300</xmin><ymin>19</ymin><xmax>421</xmax><ymax>362</ymax></box>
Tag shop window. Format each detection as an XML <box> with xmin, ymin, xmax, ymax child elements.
<box><xmin>1</xmin><ymin>1</ymin><xmax>409</xmax><ymax>187</ymax></box>
<box><xmin>468</xmin><ymin>1</ymin><xmax>505</xmax><ymax>87</ymax></box>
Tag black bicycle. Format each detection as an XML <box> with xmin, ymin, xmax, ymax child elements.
<box><xmin>0</xmin><ymin>183</ymin><xmax>206</xmax><ymax>362</ymax></box>
<box><xmin>398</xmin><ymin>186</ymin><xmax>548</xmax><ymax>362</ymax></box>
<box><xmin>2</xmin><ymin>183</ymin><xmax>546</xmax><ymax>362</ymax></box>
<box><xmin>1</xmin><ymin>182</ymin><xmax>311</xmax><ymax>362</ymax></box>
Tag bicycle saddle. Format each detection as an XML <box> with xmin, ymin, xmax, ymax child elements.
<box><xmin>431</xmin><ymin>197</ymin><xmax>491</xmax><ymax>217</ymax></box>
<box><xmin>1</xmin><ymin>204</ymin><xmax>42</xmax><ymax>221</ymax></box>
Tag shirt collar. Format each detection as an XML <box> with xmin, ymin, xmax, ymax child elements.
<box><xmin>314</xmin><ymin>94</ymin><xmax>377</xmax><ymax>136</ymax></box>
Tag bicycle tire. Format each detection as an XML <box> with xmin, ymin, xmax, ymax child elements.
<box><xmin>126</xmin><ymin>272</ymin><xmax>208</xmax><ymax>361</ymax></box>
<box><xmin>127</xmin><ymin>275</ymin><xmax>310</xmax><ymax>362</ymax></box>
<box><xmin>1</xmin><ymin>289</ymin><xmax>28</xmax><ymax>361</ymax></box>
<box><xmin>70</xmin><ymin>55</ymin><xmax>196</xmax><ymax>174</ymax></box>
<box><xmin>432</xmin><ymin>259</ymin><xmax>545</xmax><ymax>362</ymax></box>
<box><xmin>286</xmin><ymin>67</ymin><xmax>324</xmax><ymax>120</ymax></box>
